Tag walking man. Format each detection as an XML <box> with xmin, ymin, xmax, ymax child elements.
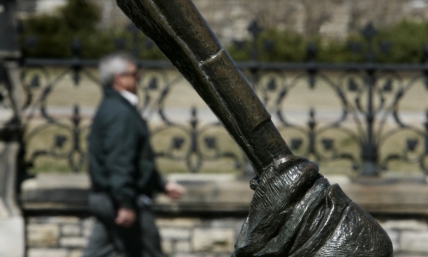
<box><xmin>84</xmin><ymin>53</ymin><xmax>185</xmax><ymax>257</ymax></box>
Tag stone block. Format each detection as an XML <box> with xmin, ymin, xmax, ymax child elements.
<box><xmin>401</xmin><ymin>231</ymin><xmax>428</xmax><ymax>253</ymax></box>
<box><xmin>209</xmin><ymin>218</ymin><xmax>244</xmax><ymax>228</ymax></box>
<box><xmin>82</xmin><ymin>218</ymin><xmax>94</xmax><ymax>238</ymax></box>
<box><xmin>69</xmin><ymin>250</ymin><xmax>84</xmax><ymax>257</ymax></box>
<box><xmin>161</xmin><ymin>239</ymin><xmax>173</xmax><ymax>255</ymax></box>
<box><xmin>384</xmin><ymin>229</ymin><xmax>400</xmax><ymax>252</ymax></box>
<box><xmin>82</xmin><ymin>217</ymin><xmax>95</xmax><ymax>228</ymax></box>
<box><xmin>174</xmin><ymin>254</ymin><xmax>230</xmax><ymax>257</ymax></box>
<box><xmin>27</xmin><ymin>248</ymin><xmax>68</xmax><ymax>257</ymax></box>
<box><xmin>394</xmin><ymin>254</ymin><xmax>428</xmax><ymax>257</ymax></box>
<box><xmin>29</xmin><ymin>216</ymin><xmax>80</xmax><ymax>224</ymax></box>
<box><xmin>208</xmin><ymin>218</ymin><xmax>245</xmax><ymax>234</ymax></box>
<box><xmin>208</xmin><ymin>254</ymin><xmax>231</xmax><ymax>257</ymax></box>
<box><xmin>60</xmin><ymin>237</ymin><xmax>88</xmax><ymax>248</ymax></box>
<box><xmin>156</xmin><ymin>218</ymin><xmax>201</xmax><ymax>228</ymax></box>
<box><xmin>160</xmin><ymin>228</ymin><xmax>191</xmax><ymax>240</ymax></box>
<box><xmin>61</xmin><ymin>224</ymin><xmax>81</xmax><ymax>236</ymax></box>
<box><xmin>27</xmin><ymin>224</ymin><xmax>59</xmax><ymax>247</ymax></box>
<box><xmin>380</xmin><ymin>220</ymin><xmax>428</xmax><ymax>231</ymax></box>
<box><xmin>175</xmin><ymin>240</ymin><xmax>192</xmax><ymax>253</ymax></box>
<box><xmin>52</xmin><ymin>216</ymin><xmax>81</xmax><ymax>224</ymax></box>
<box><xmin>192</xmin><ymin>228</ymin><xmax>235</xmax><ymax>253</ymax></box>
<box><xmin>83</xmin><ymin>227</ymin><xmax>93</xmax><ymax>238</ymax></box>
<box><xmin>173</xmin><ymin>254</ymin><xmax>198</xmax><ymax>257</ymax></box>
<box><xmin>27</xmin><ymin>217</ymin><xmax>42</xmax><ymax>224</ymax></box>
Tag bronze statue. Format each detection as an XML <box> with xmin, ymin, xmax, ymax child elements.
<box><xmin>116</xmin><ymin>0</ymin><xmax>393</xmax><ymax>256</ymax></box>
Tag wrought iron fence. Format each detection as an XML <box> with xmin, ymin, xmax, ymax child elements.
<box><xmin>17</xmin><ymin>22</ymin><xmax>428</xmax><ymax>176</ymax></box>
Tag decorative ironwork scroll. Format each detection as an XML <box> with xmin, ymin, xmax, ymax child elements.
<box><xmin>20</xmin><ymin>23</ymin><xmax>428</xmax><ymax>177</ymax></box>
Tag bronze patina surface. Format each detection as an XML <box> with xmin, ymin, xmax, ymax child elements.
<box><xmin>116</xmin><ymin>0</ymin><xmax>393</xmax><ymax>256</ymax></box>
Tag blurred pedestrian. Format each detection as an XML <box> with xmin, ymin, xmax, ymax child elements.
<box><xmin>84</xmin><ymin>52</ymin><xmax>185</xmax><ymax>257</ymax></box>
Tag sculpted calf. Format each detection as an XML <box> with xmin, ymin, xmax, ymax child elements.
<box><xmin>116</xmin><ymin>0</ymin><xmax>393</xmax><ymax>256</ymax></box>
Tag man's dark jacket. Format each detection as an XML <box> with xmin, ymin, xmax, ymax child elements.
<box><xmin>88</xmin><ymin>87</ymin><xmax>166</xmax><ymax>209</ymax></box>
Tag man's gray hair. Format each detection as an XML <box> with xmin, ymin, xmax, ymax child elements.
<box><xmin>99</xmin><ymin>52</ymin><xmax>137</xmax><ymax>87</ymax></box>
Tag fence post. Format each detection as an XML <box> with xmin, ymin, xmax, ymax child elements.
<box><xmin>360</xmin><ymin>23</ymin><xmax>379</xmax><ymax>176</ymax></box>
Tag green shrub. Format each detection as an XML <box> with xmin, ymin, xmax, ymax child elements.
<box><xmin>19</xmin><ymin>0</ymin><xmax>166</xmax><ymax>60</ymax></box>
<box><xmin>375</xmin><ymin>20</ymin><xmax>428</xmax><ymax>63</ymax></box>
<box><xmin>316</xmin><ymin>37</ymin><xmax>365</xmax><ymax>63</ymax></box>
<box><xmin>227</xmin><ymin>20</ymin><xmax>428</xmax><ymax>63</ymax></box>
<box><xmin>20</xmin><ymin>0</ymin><xmax>101</xmax><ymax>58</ymax></box>
<box><xmin>226</xmin><ymin>29</ymin><xmax>363</xmax><ymax>63</ymax></box>
<box><xmin>20</xmin><ymin>3</ymin><xmax>428</xmax><ymax>64</ymax></box>
<box><xmin>227</xmin><ymin>29</ymin><xmax>308</xmax><ymax>62</ymax></box>
<box><xmin>259</xmin><ymin>29</ymin><xmax>308</xmax><ymax>62</ymax></box>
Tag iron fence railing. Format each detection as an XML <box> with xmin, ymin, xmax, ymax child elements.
<box><xmin>16</xmin><ymin>22</ymin><xmax>428</xmax><ymax>176</ymax></box>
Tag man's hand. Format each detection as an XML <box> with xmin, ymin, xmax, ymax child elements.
<box><xmin>165</xmin><ymin>181</ymin><xmax>186</xmax><ymax>199</ymax></box>
<box><xmin>115</xmin><ymin>208</ymin><xmax>136</xmax><ymax>227</ymax></box>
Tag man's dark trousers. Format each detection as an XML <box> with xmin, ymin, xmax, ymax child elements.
<box><xmin>83</xmin><ymin>193</ymin><xmax>164</xmax><ymax>257</ymax></box>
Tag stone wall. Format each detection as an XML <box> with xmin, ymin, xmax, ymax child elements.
<box><xmin>27</xmin><ymin>216</ymin><xmax>91</xmax><ymax>257</ymax></box>
<box><xmin>26</xmin><ymin>215</ymin><xmax>243</xmax><ymax>257</ymax></box>
<box><xmin>381</xmin><ymin>219</ymin><xmax>428</xmax><ymax>257</ymax></box>
<box><xmin>22</xmin><ymin>174</ymin><xmax>428</xmax><ymax>257</ymax></box>
<box><xmin>25</xmin><ymin>214</ymin><xmax>428</xmax><ymax>257</ymax></box>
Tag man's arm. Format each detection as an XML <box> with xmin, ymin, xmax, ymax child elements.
<box><xmin>150</xmin><ymin>167</ymin><xmax>185</xmax><ymax>199</ymax></box>
<box><xmin>165</xmin><ymin>181</ymin><xmax>185</xmax><ymax>199</ymax></box>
